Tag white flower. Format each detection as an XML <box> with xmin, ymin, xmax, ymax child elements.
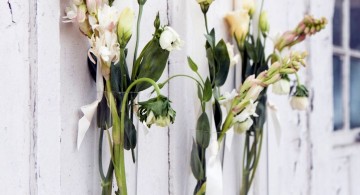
<box><xmin>290</xmin><ymin>96</ymin><xmax>309</xmax><ymax>111</ymax></box>
<box><xmin>159</xmin><ymin>27</ymin><xmax>183</xmax><ymax>51</ymax></box>
<box><xmin>272</xmin><ymin>79</ymin><xmax>290</xmax><ymax>95</ymax></box>
<box><xmin>226</xmin><ymin>43</ymin><xmax>240</xmax><ymax>67</ymax></box>
<box><xmin>225</xmin><ymin>9</ymin><xmax>250</xmax><ymax>46</ymax></box>
<box><xmin>86</xmin><ymin>0</ymin><xmax>103</xmax><ymax>15</ymax></box>
<box><xmin>155</xmin><ymin>116</ymin><xmax>172</xmax><ymax>127</ymax></box>
<box><xmin>259</xmin><ymin>11</ymin><xmax>269</xmax><ymax>34</ymax></box>
<box><xmin>89</xmin><ymin>31</ymin><xmax>120</xmax><ymax>79</ymax></box>
<box><xmin>63</xmin><ymin>4</ymin><xmax>78</xmax><ymax>23</ymax></box>
<box><xmin>97</xmin><ymin>4</ymin><xmax>120</xmax><ymax>32</ymax></box>
<box><xmin>234</xmin><ymin>118</ymin><xmax>253</xmax><ymax>134</ymax></box>
<box><xmin>233</xmin><ymin>100</ymin><xmax>258</xmax><ymax>134</ymax></box>
<box><xmin>73</xmin><ymin>0</ymin><xmax>84</xmax><ymax>6</ymax></box>
<box><xmin>146</xmin><ymin>111</ymin><xmax>155</xmax><ymax>125</ymax></box>
<box><xmin>242</xmin><ymin>0</ymin><xmax>255</xmax><ymax>16</ymax></box>
<box><xmin>219</xmin><ymin>89</ymin><xmax>238</xmax><ymax>111</ymax></box>
<box><xmin>77</xmin><ymin>4</ymin><xmax>87</xmax><ymax>23</ymax></box>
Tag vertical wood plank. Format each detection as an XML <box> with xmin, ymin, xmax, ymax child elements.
<box><xmin>36</xmin><ymin>0</ymin><xmax>62</xmax><ymax>194</ymax></box>
<box><xmin>0</xmin><ymin>0</ymin><xmax>31</xmax><ymax>194</ymax></box>
<box><xmin>135</xmin><ymin>0</ymin><xmax>170</xmax><ymax>194</ymax></box>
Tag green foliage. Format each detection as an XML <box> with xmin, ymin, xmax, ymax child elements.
<box><xmin>187</xmin><ymin>57</ymin><xmax>199</xmax><ymax>72</ymax></box>
<box><xmin>196</xmin><ymin>112</ymin><xmax>211</xmax><ymax>148</ymax></box>
<box><xmin>132</xmin><ymin>39</ymin><xmax>170</xmax><ymax>92</ymax></box>
<box><xmin>214</xmin><ymin>39</ymin><xmax>230</xmax><ymax>87</ymax></box>
<box><xmin>190</xmin><ymin>140</ymin><xmax>205</xmax><ymax>181</ymax></box>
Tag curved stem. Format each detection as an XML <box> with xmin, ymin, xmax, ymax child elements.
<box><xmin>133</xmin><ymin>5</ymin><xmax>144</xmax><ymax>66</ymax></box>
<box><xmin>161</xmin><ymin>74</ymin><xmax>204</xmax><ymax>90</ymax></box>
<box><xmin>98</xmin><ymin>129</ymin><xmax>106</xmax><ymax>181</ymax></box>
<box><xmin>112</xmin><ymin>78</ymin><xmax>161</xmax><ymax>194</ymax></box>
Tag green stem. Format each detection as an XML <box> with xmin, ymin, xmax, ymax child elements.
<box><xmin>248</xmin><ymin>130</ymin><xmax>264</xmax><ymax>187</ymax></box>
<box><xmin>99</xmin><ymin>129</ymin><xmax>106</xmax><ymax>181</ymax></box>
<box><xmin>161</xmin><ymin>74</ymin><xmax>204</xmax><ymax>90</ymax></box>
<box><xmin>203</xmin><ymin>13</ymin><xmax>210</xmax><ymax>35</ymax></box>
<box><xmin>217</xmin><ymin>112</ymin><xmax>233</xmax><ymax>143</ymax></box>
<box><xmin>295</xmin><ymin>72</ymin><xmax>301</xmax><ymax>86</ymax></box>
<box><xmin>133</xmin><ymin>5</ymin><xmax>144</xmax><ymax>66</ymax></box>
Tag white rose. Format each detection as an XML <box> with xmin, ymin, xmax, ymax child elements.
<box><xmin>272</xmin><ymin>79</ymin><xmax>290</xmax><ymax>95</ymax></box>
<box><xmin>159</xmin><ymin>27</ymin><xmax>183</xmax><ymax>52</ymax></box>
<box><xmin>226</xmin><ymin>43</ymin><xmax>240</xmax><ymax>67</ymax></box>
<box><xmin>290</xmin><ymin>96</ymin><xmax>309</xmax><ymax>111</ymax></box>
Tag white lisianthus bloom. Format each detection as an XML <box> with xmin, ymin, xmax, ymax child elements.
<box><xmin>155</xmin><ymin>116</ymin><xmax>172</xmax><ymax>127</ymax></box>
<box><xmin>146</xmin><ymin>111</ymin><xmax>155</xmax><ymax>126</ymax></box>
<box><xmin>159</xmin><ymin>27</ymin><xmax>183</xmax><ymax>51</ymax></box>
<box><xmin>63</xmin><ymin>4</ymin><xmax>78</xmax><ymax>23</ymax></box>
<box><xmin>290</xmin><ymin>96</ymin><xmax>309</xmax><ymax>111</ymax></box>
<box><xmin>242</xmin><ymin>0</ymin><xmax>256</xmax><ymax>16</ymax></box>
<box><xmin>225</xmin><ymin>9</ymin><xmax>250</xmax><ymax>46</ymax></box>
<box><xmin>219</xmin><ymin>89</ymin><xmax>238</xmax><ymax>111</ymax></box>
<box><xmin>272</xmin><ymin>79</ymin><xmax>290</xmax><ymax>95</ymax></box>
<box><xmin>226</xmin><ymin>43</ymin><xmax>240</xmax><ymax>67</ymax></box>
<box><xmin>97</xmin><ymin>4</ymin><xmax>120</xmax><ymax>32</ymax></box>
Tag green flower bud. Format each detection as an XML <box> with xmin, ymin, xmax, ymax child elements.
<box><xmin>259</xmin><ymin>11</ymin><xmax>270</xmax><ymax>35</ymax></box>
<box><xmin>117</xmin><ymin>7</ymin><xmax>135</xmax><ymax>47</ymax></box>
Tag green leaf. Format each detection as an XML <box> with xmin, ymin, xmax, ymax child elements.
<box><xmin>197</xmin><ymin>85</ymin><xmax>203</xmax><ymax>101</ymax></box>
<box><xmin>204</xmin><ymin>29</ymin><xmax>216</xmax><ymax>49</ymax></box>
<box><xmin>124</xmin><ymin>116</ymin><xmax>137</xmax><ymax>150</ymax></box>
<box><xmin>190</xmin><ymin>140</ymin><xmax>204</xmax><ymax>180</ymax></box>
<box><xmin>97</xmin><ymin>95</ymin><xmax>111</xmax><ymax>130</ymax></box>
<box><xmin>245</xmin><ymin>41</ymin><xmax>257</xmax><ymax>61</ymax></box>
<box><xmin>132</xmin><ymin>39</ymin><xmax>170</xmax><ymax>92</ymax></box>
<box><xmin>187</xmin><ymin>57</ymin><xmax>199</xmax><ymax>72</ymax></box>
<box><xmin>214</xmin><ymin>39</ymin><xmax>230</xmax><ymax>87</ymax></box>
<box><xmin>202</xmin><ymin>78</ymin><xmax>212</xmax><ymax>102</ymax></box>
<box><xmin>213</xmin><ymin>99</ymin><xmax>222</xmax><ymax>139</ymax></box>
<box><xmin>206</xmin><ymin>48</ymin><xmax>215</xmax><ymax>83</ymax></box>
<box><xmin>196</xmin><ymin>112</ymin><xmax>211</xmax><ymax>148</ymax></box>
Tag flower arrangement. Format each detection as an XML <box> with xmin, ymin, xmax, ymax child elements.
<box><xmin>63</xmin><ymin>0</ymin><xmax>327</xmax><ymax>194</ymax></box>
<box><xmin>63</xmin><ymin>0</ymin><xmax>182</xmax><ymax>194</ymax></box>
<box><xmin>221</xmin><ymin>0</ymin><xmax>327</xmax><ymax>194</ymax></box>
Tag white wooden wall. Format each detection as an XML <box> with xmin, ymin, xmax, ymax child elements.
<box><xmin>1</xmin><ymin>0</ymin><xmax>359</xmax><ymax>194</ymax></box>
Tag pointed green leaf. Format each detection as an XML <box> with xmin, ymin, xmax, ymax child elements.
<box><xmin>190</xmin><ymin>140</ymin><xmax>205</xmax><ymax>180</ymax></box>
<box><xmin>214</xmin><ymin>39</ymin><xmax>230</xmax><ymax>87</ymax></box>
<box><xmin>196</xmin><ymin>112</ymin><xmax>210</xmax><ymax>148</ymax></box>
<box><xmin>202</xmin><ymin>78</ymin><xmax>212</xmax><ymax>102</ymax></box>
<box><xmin>187</xmin><ymin>57</ymin><xmax>199</xmax><ymax>72</ymax></box>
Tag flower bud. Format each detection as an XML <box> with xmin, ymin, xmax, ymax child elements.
<box><xmin>259</xmin><ymin>11</ymin><xmax>269</xmax><ymax>35</ymax></box>
<box><xmin>196</xmin><ymin>0</ymin><xmax>214</xmax><ymax>13</ymax></box>
<box><xmin>290</xmin><ymin>96</ymin><xmax>309</xmax><ymax>111</ymax></box>
<box><xmin>244</xmin><ymin>85</ymin><xmax>264</xmax><ymax>101</ymax></box>
<box><xmin>240</xmin><ymin>74</ymin><xmax>255</xmax><ymax>93</ymax></box>
<box><xmin>272</xmin><ymin>79</ymin><xmax>290</xmax><ymax>95</ymax></box>
<box><xmin>86</xmin><ymin>0</ymin><xmax>100</xmax><ymax>15</ymax></box>
<box><xmin>225</xmin><ymin>9</ymin><xmax>250</xmax><ymax>48</ymax></box>
<box><xmin>242</xmin><ymin>0</ymin><xmax>256</xmax><ymax>16</ymax></box>
<box><xmin>117</xmin><ymin>7</ymin><xmax>135</xmax><ymax>47</ymax></box>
